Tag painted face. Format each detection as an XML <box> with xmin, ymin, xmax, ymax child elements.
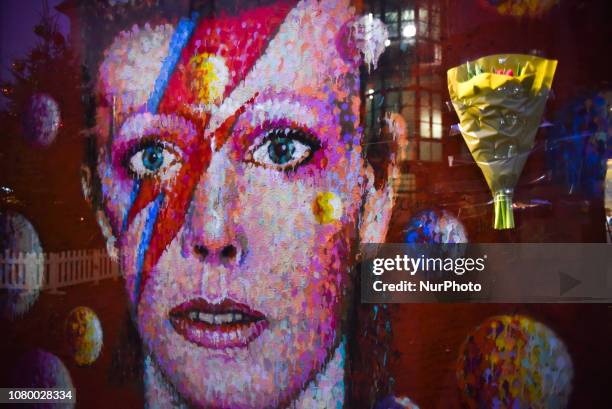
<box><xmin>95</xmin><ymin>1</ymin><xmax>387</xmax><ymax>407</ymax></box>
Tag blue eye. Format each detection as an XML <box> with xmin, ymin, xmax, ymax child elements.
<box><xmin>267</xmin><ymin>137</ymin><xmax>296</xmax><ymax>165</ymax></box>
<box><xmin>142</xmin><ymin>145</ymin><xmax>164</xmax><ymax>171</ymax></box>
<box><xmin>127</xmin><ymin>141</ymin><xmax>182</xmax><ymax>179</ymax></box>
<box><xmin>249</xmin><ymin>128</ymin><xmax>319</xmax><ymax>170</ymax></box>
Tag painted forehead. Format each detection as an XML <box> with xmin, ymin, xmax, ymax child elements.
<box><xmin>98</xmin><ymin>0</ymin><xmax>359</xmax><ymax>125</ymax></box>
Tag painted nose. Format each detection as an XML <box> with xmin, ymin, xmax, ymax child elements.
<box><xmin>193</xmin><ymin>243</ymin><xmax>238</xmax><ymax>262</ymax></box>
<box><xmin>183</xmin><ymin>145</ymin><xmax>244</xmax><ymax>265</ymax></box>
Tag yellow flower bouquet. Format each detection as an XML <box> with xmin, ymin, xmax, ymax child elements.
<box><xmin>447</xmin><ymin>54</ymin><xmax>557</xmax><ymax>229</ymax></box>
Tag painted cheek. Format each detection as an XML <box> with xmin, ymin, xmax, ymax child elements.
<box><xmin>98</xmin><ymin>158</ymin><xmax>135</xmax><ymax>236</ymax></box>
<box><xmin>120</xmin><ymin>141</ymin><xmax>212</xmax><ymax>306</ymax></box>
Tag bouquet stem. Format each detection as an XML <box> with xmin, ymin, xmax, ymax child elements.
<box><xmin>493</xmin><ymin>190</ymin><xmax>515</xmax><ymax>230</ymax></box>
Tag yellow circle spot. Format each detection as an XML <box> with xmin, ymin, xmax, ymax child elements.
<box><xmin>64</xmin><ymin>306</ymin><xmax>103</xmax><ymax>366</ymax></box>
<box><xmin>312</xmin><ymin>192</ymin><xmax>343</xmax><ymax>224</ymax></box>
<box><xmin>189</xmin><ymin>53</ymin><xmax>229</xmax><ymax>106</ymax></box>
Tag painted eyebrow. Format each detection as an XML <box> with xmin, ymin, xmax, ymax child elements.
<box><xmin>117</xmin><ymin>113</ymin><xmax>198</xmax><ymax>142</ymax></box>
<box><xmin>247</xmin><ymin>99</ymin><xmax>319</xmax><ymax>130</ymax></box>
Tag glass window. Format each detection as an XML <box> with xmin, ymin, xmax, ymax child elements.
<box><xmin>431</xmin><ymin>22</ymin><xmax>440</xmax><ymax>40</ymax></box>
<box><xmin>419</xmin><ymin>7</ymin><xmax>428</xmax><ymax>22</ymax></box>
<box><xmin>420</xmin><ymin>91</ymin><xmax>430</xmax><ymax>109</ymax></box>
<box><xmin>431</xmin><ymin>141</ymin><xmax>442</xmax><ymax>161</ymax></box>
<box><xmin>432</xmin><ymin>122</ymin><xmax>443</xmax><ymax>139</ymax></box>
<box><xmin>420</xmin><ymin>140</ymin><xmax>431</xmax><ymax>161</ymax></box>
<box><xmin>417</xmin><ymin>20</ymin><xmax>429</xmax><ymax>38</ymax></box>
<box><xmin>385</xmin><ymin>11</ymin><xmax>398</xmax><ymax>22</ymax></box>
<box><xmin>432</xmin><ymin>108</ymin><xmax>442</xmax><ymax>125</ymax></box>
<box><xmin>387</xmin><ymin>22</ymin><xmax>399</xmax><ymax>38</ymax></box>
<box><xmin>3</xmin><ymin>2</ymin><xmax>610</xmax><ymax>409</ymax></box>
<box><xmin>432</xmin><ymin>93</ymin><xmax>441</xmax><ymax>111</ymax></box>
<box><xmin>401</xmin><ymin>105</ymin><xmax>416</xmax><ymax>132</ymax></box>
<box><xmin>402</xmin><ymin>90</ymin><xmax>415</xmax><ymax>106</ymax></box>
<box><xmin>385</xmin><ymin>90</ymin><xmax>401</xmax><ymax>111</ymax></box>
<box><xmin>401</xmin><ymin>8</ymin><xmax>414</xmax><ymax>21</ymax></box>
<box><xmin>420</xmin><ymin>121</ymin><xmax>431</xmax><ymax>138</ymax></box>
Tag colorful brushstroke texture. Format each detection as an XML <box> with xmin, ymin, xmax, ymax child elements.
<box><xmin>64</xmin><ymin>306</ymin><xmax>104</xmax><ymax>366</ymax></box>
<box><xmin>457</xmin><ymin>315</ymin><xmax>573</xmax><ymax>409</ymax></box>
<box><xmin>91</xmin><ymin>1</ymin><xmax>393</xmax><ymax>407</ymax></box>
<box><xmin>0</xmin><ymin>211</ymin><xmax>44</xmax><ymax>319</ymax></box>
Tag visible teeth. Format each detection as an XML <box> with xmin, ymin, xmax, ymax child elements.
<box><xmin>214</xmin><ymin>313</ymin><xmax>233</xmax><ymax>324</ymax></box>
<box><xmin>187</xmin><ymin>311</ymin><xmax>247</xmax><ymax>324</ymax></box>
<box><xmin>198</xmin><ymin>312</ymin><xmax>214</xmax><ymax>324</ymax></box>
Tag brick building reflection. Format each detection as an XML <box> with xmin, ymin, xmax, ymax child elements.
<box><xmin>364</xmin><ymin>0</ymin><xmax>610</xmax><ymax>243</ymax></box>
<box><xmin>362</xmin><ymin>0</ymin><xmax>449</xmax><ymax>230</ymax></box>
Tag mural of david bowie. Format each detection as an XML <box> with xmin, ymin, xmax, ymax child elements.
<box><xmin>80</xmin><ymin>0</ymin><xmax>417</xmax><ymax>407</ymax></box>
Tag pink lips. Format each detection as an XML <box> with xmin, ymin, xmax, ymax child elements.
<box><xmin>169</xmin><ymin>298</ymin><xmax>269</xmax><ymax>349</ymax></box>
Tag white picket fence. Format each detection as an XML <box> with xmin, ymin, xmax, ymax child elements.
<box><xmin>0</xmin><ymin>249</ymin><xmax>120</xmax><ymax>293</ymax></box>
